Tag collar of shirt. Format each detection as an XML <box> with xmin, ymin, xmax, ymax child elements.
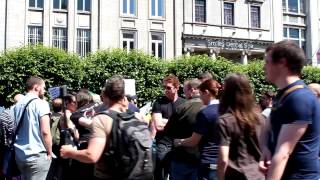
<box><xmin>209</xmin><ymin>99</ymin><xmax>219</xmax><ymax>105</ymax></box>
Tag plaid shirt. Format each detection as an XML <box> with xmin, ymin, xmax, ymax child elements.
<box><xmin>0</xmin><ymin>108</ymin><xmax>15</xmax><ymax>147</ymax></box>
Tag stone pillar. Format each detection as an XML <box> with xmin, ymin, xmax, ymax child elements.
<box><xmin>209</xmin><ymin>49</ymin><xmax>216</xmax><ymax>59</ymax></box>
<box><xmin>184</xmin><ymin>47</ymin><xmax>194</xmax><ymax>57</ymax></box>
<box><xmin>43</xmin><ymin>0</ymin><xmax>50</xmax><ymax>46</ymax></box>
<box><xmin>307</xmin><ymin>0</ymin><xmax>319</xmax><ymax>66</ymax></box>
<box><xmin>91</xmin><ymin>0</ymin><xmax>99</xmax><ymax>52</ymax></box>
<box><xmin>241</xmin><ymin>50</ymin><xmax>251</xmax><ymax>65</ymax></box>
<box><xmin>67</xmin><ymin>0</ymin><xmax>75</xmax><ymax>52</ymax></box>
<box><xmin>209</xmin><ymin>48</ymin><xmax>220</xmax><ymax>60</ymax></box>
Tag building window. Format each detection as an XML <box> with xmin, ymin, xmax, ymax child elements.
<box><xmin>78</xmin><ymin>0</ymin><xmax>91</xmax><ymax>12</ymax></box>
<box><xmin>123</xmin><ymin>0</ymin><xmax>136</xmax><ymax>16</ymax></box>
<box><xmin>283</xmin><ymin>27</ymin><xmax>306</xmax><ymax>52</ymax></box>
<box><xmin>151</xmin><ymin>34</ymin><xmax>164</xmax><ymax>59</ymax></box>
<box><xmin>53</xmin><ymin>0</ymin><xmax>68</xmax><ymax>10</ymax></box>
<box><xmin>52</xmin><ymin>27</ymin><xmax>68</xmax><ymax>51</ymax></box>
<box><xmin>195</xmin><ymin>0</ymin><xmax>206</xmax><ymax>23</ymax></box>
<box><xmin>29</xmin><ymin>0</ymin><xmax>43</xmax><ymax>8</ymax></box>
<box><xmin>251</xmin><ymin>6</ymin><xmax>260</xmax><ymax>28</ymax></box>
<box><xmin>122</xmin><ymin>31</ymin><xmax>136</xmax><ymax>53</ymax></box>
<box><xmin>77</xmin><ymin>29</ymin><xmax>91</xmax><ymax>56</ymax></box>
<box><xmin>151</xmin><ymin>0</ymin><xmax>164</xmax><ymax>17</ymax></box>
<box><xmin>28</xmin><ymin>26</ymin><xmax>43</xmax><ymax>45</ymax></box>
<box><xmin>282</xmin><ymin>0</ymin><xmax>304</xmax><ymax>14</ymax></box>
<box><xmin>224</xmin><ymin>2</ymin><xmax>234</xmax><ymax>25</ymax></box>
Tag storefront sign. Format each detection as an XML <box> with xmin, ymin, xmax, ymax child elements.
<box><xmin>207</xmin><ymin>38</ymin><xmax>268</xmax><ymax>50</ymax></box>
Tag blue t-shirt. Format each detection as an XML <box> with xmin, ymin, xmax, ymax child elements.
<box><xmin>269</xmin><ymin>80</ymin><xmax>320</xmax><ymax>180</ymax></box>
<box><xmin>193</xmin><ymin>102</ymin><xmax>219</xmax><ymax>164</ymax></box>
<box><xmin>14</xmin><ymin>93</ymin><xmax>50</xmax><ymax>161</ymax></box>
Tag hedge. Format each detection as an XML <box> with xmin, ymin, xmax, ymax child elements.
<box><xmin>0</xmin><ymin>45</ymin><xmax>319</xmax><ymax>107</ymax></box>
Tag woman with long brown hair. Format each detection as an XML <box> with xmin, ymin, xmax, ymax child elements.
<box><xmin>217</xmin><ymin>73</ymin><xmax>264</xmax><ymax>180</ymax></box>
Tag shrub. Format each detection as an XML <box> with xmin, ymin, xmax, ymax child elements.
<box><xmin>0</xmin><ymin>45</ymin><xmax>83</xmax><ymax>106</ymax></box>
<box><xmin>1</xmin><ymin>45</ymin><xmax>320</xmax><ymax>107</ymax></box>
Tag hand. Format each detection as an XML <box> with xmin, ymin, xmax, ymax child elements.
<box><xmin>259</xmin><ymin>147</ymin><xmax>272</xmax><ymax>174</ymax></box>
<box><xmin>155</xmin><ymin>118</ymin><xmax>168</xmax><ymax>131</ymax></box>
<box><xmin>46</xmin><ymin>154</ymin><xmax>52</xmax><ymax>160</ymax></box>
<box><xmin>173</xmin><ymin>139</ymin><xmax>183</xmax><ymax>147</ymax></box>
<box><xmin>60</xmin><ymin>144</ymin><xmax>77</xmax><ymax>159</ymax></box>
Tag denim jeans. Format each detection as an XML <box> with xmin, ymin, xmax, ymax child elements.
<box><xmin>16</xmin><ymin>152</ymin><xmax>51</xmax><ymax>180</ymax></box>
<box><xmin>198</xmin><ymin>164</ymin><xmax>217</xmax><ymax>180</ymax></box>
<box><xmin>171</xmin><ymin>160</ymin><xmax>198</xmax><ymax>180</ymax></box>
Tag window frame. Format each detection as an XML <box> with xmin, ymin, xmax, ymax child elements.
<box><xmin>29</xmin><ymin>0</ymin><xmax>44</xmax><ymax>9</ymax></box>
<box><xmin>121</xmin><ymin>31</ymin><xmax>137</xmax><ymax>53</ymax></box>
<box><xmin>223</xmin><ymin>2</ymin><xmax>234</xmax><ymax>26</ymax></box>
<box><xmin>28</xmin><ymin>25</ymin><xmax>43</xmax><ymax>45</ymax></box>
<box><xmin>250</xmin><ymin>5</ymin><xmax>261</xmax><ymax>28</ymax></box>
<box><xmin>194</xmin><ymin>0</ymin><xmax>206</xmax><ymax>23</ymax></box>
<box><xmin>76</xmin><ymin>28</ymin><xmax>91</xmax><ymax>57</ymax></box>
<box><xmin>282</xmin><ymin>0</ymin><xmax>305</xmax><ymax>14</ymax></box>
<box><xmin>53</xmin><ymin>0</ymin><xmax>68</xmax><ymax>11</ymax></box>
<box><xmin>150</xmin><ymin>33</ymin><xmax>165</xmax><ymax>59</ymax></box>
<box><xmin>77</xmin><ymin>0</ymin><xmax>91</xmax><ymax>12</ymax></box>
<box><xmin>122</xmin><ymin>0</ymin><xmax>137</xmax><ymax>17</ymax></box>
<box><xmin>283</xmin><ymin>26</ymin><xmax>306</xmax><ymax>52</ymax></box>
<box><xmin>151</xmin><ymin>0</ymin><xmax>164</xmax><ymax>18</ymax></box>
<box><xmin>52</xmin><ymin>27</ymin><xmax>68</xmax><ymax>51</ymax></box>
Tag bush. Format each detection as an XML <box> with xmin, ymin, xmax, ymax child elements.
<box><xmin>0</xmin><ymin>45</ymin><xmax>83</xmax><ymax>106</ymax></box>
<box><xmin>82</xmin><ymin>49</ymin><xmax>167</xmax><ymax>105</ymax></box>
<box><xmin>1</xmin><ymin>45</ymin><xmax>320</xmax><ymax>107</ymax></box>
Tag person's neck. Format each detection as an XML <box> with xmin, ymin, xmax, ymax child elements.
<box><xmin>27</xmin><ymin>90</ymin><xmax>38</xmax><ymax>97</ymax></box>
<box><xmin>168</xmin><ymin>94</ymin><xmax>178</xmax><ymax>102</ymax></box>
<box><xmin>109</xmin><ymin>102</ymin><xmax>127</xmax><ymax>113</ymax></box>
<box><xmin>275</xmin><ymin>75</ymin><xmax>300</xmax><ymax>90</ymax></box>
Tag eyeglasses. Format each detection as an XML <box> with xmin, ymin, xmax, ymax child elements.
<box><xmin>163</xmin><ymin>86</ymin><xmax>174</xmax><ymax>90</ymax></box>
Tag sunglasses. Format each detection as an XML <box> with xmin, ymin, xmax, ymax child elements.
<box><xmin>163</xmin><ymin>86</ymin><xmax>174</xmax><ymax>90</ymax></box>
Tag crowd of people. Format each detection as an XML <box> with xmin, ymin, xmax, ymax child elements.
<box><xmin>0</xmin><ymin>40</ymin><xmax>319</xmax><ymax>180</ymax></box>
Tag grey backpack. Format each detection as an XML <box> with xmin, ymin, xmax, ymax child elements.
<box><xmin>99</xmin><ymin>110</ymin><xmax>153</xmax><ymax>180</ymax></box>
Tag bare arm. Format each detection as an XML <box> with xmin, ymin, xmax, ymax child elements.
<box><xmin>152</xmin><ymin>113</ymin><xmax>167</xmax><ymax>131</ymax></box>
<box><xmin>267</xmin><ymin>123</ymin><xmax>308</xmax><ymax>180</ymax></box>
<box><xmin>259</xmin><ymin>117</ymin><xmax>272</xmax><ymax>174</ymax></box>
<box><xmin>217</xmin><ymin>146</ymin><xmax>229</xmax><ymax>180</ymax></box>
<box><xmin>60</xmin><ymin>137</ymin><xmax>106</xmax><ymax>163</ymax></box>
<box><xmin>78</xmin><ymin>117</ymin><xmax>93</xmax><ymax>128</ymax></box>
<box><xmin>40</xmin><ymin>114</ymin><xmax>53</xmax><ymax>157</ymax></box>
<box><xmin>60</xmin><ymin>114</ymin><xmax>112</xmax><ymax>163</ymax></box>
<box><xmin>174</xmin><ymin>132</ymin><xmax>202</xmax><ymax>147</ymax></box>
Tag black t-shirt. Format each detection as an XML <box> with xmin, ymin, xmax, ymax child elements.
<box><xmin>152</xmin><ymin>96</ymin><xmax>186</xmax><ymax>140</ymax></box>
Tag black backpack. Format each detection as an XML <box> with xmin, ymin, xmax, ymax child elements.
<box><xmin>99</xmin><ymin>110</ymin><xmax>153</xmax><ymax>180</ymax></box>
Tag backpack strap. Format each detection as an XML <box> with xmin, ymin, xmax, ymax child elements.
<box><xmin>11</xmin><ymin>98</ymin><xmax>37</xmax><ymax>146</ymax></box>
<box><xmin>97</xmin><ymin>110</ymin><xmax>120</xmax><ymax>154</ymax></box>
<box><xmin>278</xmin><ymin>84</ymin><xmax>304</xmax><ymax>104</ymax></box>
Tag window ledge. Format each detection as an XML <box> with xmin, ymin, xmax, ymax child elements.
<box><xmin>193</xmin><ymin>22</ymin><xmax>209</xmax><ymax>26</ymax></box>
<box><xmin>28</xmin><ymin>7</ymin><xmax>43</xmax><ymax>12</ymax></box>
<box><xmin>250</xmin><ymin>27</ymin><xmax>263</xmax><ymax>31</ymax></box>
<box><xmin>222</xmin><ymin>24</ymin><xmax>236</xmax><ymax>29</ymax></box>
<box><xmin>121</xmin><ymin>14</ymin><xmax>138</xmax><ymax>19</ymax></box>
<box><xmin>283</xmin><ymin>12</ymin><xmax>306</xmax><ymax>17</ymax></box>
<box><xmin>149</xmin><ymin>17</ymin><xmax>166</xmax><ymax>21</ymax></box>
<box><xmin>53</xmin><ymin>9</ymin><xmax>68</xmax><ymax>13</ymax></box>
<box><xmin>77</xmin><ymin>11</ymin><xmax>91</xmax><ymax>15</ymax></box>
<box><xmin>283</xmin><ymin>23</ymin><xmax>307</xmax><ymax>28</ymax></box>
